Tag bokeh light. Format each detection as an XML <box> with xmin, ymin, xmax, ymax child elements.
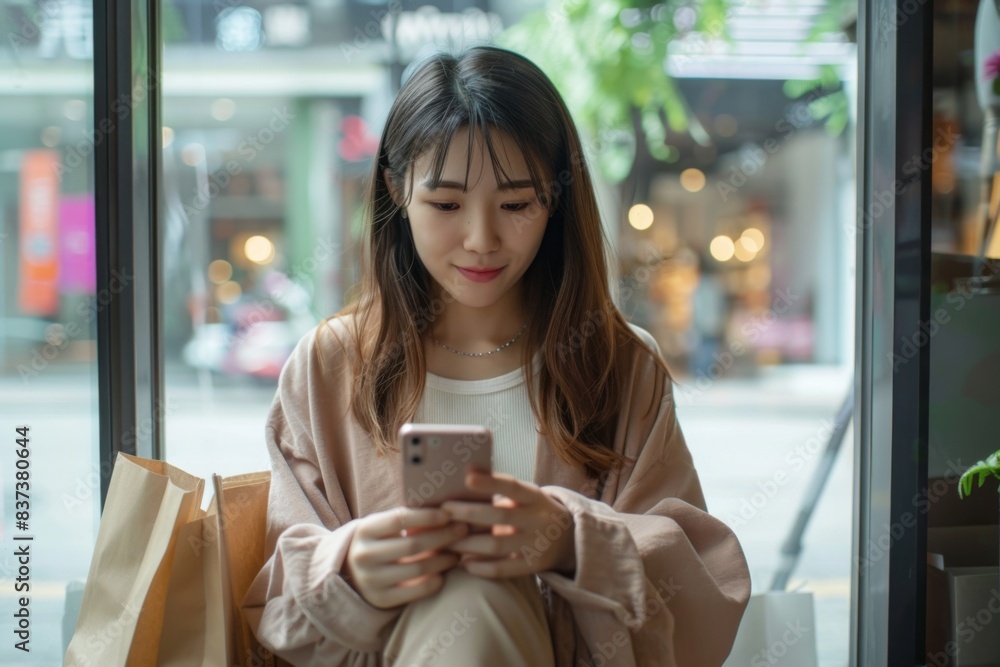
<box><xmin>628</xmin><ymin>204</ymin><xmax>654</xmax><ymax>230</ymax></box>
<box><xmin>710</xmin><ymin>235</ymin><xmax>735</xmax><ymax>261</ymax></box>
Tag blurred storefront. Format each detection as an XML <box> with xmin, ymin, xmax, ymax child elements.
<box><xmin>0</xmin><ymin>0</ymin><xmax>860</xmax><ymax>383</ymax></box>
<box><xmin>0</xmin><ymin>0</ymin><xmax>507</xmax><ymax>381</ymax></box>
<box><xmin>613</xmin><ymin>0</ymin><xmax>856</xmax><ymax>376</ymax></box>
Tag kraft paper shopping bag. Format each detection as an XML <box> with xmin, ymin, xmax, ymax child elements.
<box><xmin>64</xmin><ymin>453</ymin><xmax>205</xmax><ymax>666</ymax></box>
<box><xmin>65</xmin><ymin>454</ymin><xmax>276</xmax><ymax>667</ymax></box>
<box><xmin>157</xmin><ymin>471</ymin><xmax>274</xmax><ymax>667</ymax></box>
<box><xmin>157</xmin><ymin>504</ymin><xmax>227</xmax><ymax>666</ymax></box>
<box><xmin>214</xmin><ymin>471</ymin><xmax>274</xmax><ymax>667</ymax></box>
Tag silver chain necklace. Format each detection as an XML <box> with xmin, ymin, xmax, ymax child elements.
<box><xmin>431</xmin><ymin>323</ymin><xmax>528</xmax><ymax>357</ymax></box>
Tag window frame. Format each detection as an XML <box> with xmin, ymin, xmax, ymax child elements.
<box><xmin>853</xmin><ymin>0</ymin><xmax>932</xmax><ymax>662</ymax></box>
<box><xmin>94</xmin><ymin>0</ymin><xmax>163</xmax><ymax>506</ymax></box>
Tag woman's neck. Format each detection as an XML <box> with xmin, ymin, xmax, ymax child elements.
<box><xmin>426</xmin><ymin>289</ymin><xmax>527</xmax><ymax>351</ymax></box>
<box><xmin>421</xmin><ymin>285</ymin><xmax>530</xmax><ymax>381</ymax></box>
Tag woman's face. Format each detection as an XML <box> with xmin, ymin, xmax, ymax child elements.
<box><xmin>403</xmin><ymin>126</ymin><xmax>551</xmax><ymax>310</ymax></box>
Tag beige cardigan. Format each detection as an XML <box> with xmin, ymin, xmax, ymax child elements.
<box><xmin>242</xmin><ymin>315</ymin><xmax>750</xmax><ymax>666</ymax></box>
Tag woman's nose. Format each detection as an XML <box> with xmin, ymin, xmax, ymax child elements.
<box><xmin>463</xmin><ymin>211</ymin><xmax>501</xmax><ymax>253</ymax></box>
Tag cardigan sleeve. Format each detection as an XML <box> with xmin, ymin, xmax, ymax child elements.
<box><xmin>536</xmin><ymin>356</ymin><xmax>751</xmax><ymax>667</ymax></box>
<box><xmin>241</xmin><ymin>331</ymin><xmax>403</xmax><ymax>667</ymax></box>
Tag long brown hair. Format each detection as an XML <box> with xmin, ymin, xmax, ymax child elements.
<box><xmin>321</xmin><ymin>46</ymin><xmax>669</xmax><ymax>480</ymax></box>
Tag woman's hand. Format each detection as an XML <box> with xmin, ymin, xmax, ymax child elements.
<box><xmin>343</xmin><ymin>506</ymin><xmax>469</xmax><ymax>609</ymax></box>
<box><xmin>440</xmin><ymin>469</ymin><xmax>576</xmax><ymax>579</ymax></box>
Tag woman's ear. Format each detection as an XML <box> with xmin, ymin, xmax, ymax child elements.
<box><xmin>383</xmin><ymin>168</ymin><xmax>403</xmax><ymax>208</ymax></box>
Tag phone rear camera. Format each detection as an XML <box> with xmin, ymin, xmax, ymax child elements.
<box><xmin>410</xmin><ymin>437</ymin><xmax>420</xmax><ymax>445</ymax></box>
<box><xmin>411</xmin><ymin>456</ymin><xmax>422</xmax><ymax>464</ymax></box>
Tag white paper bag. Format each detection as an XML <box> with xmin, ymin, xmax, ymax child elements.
<box><xmin>722</xmin><ymin>591</ymin><xmax>819</xmax><ymax>667</ymax></box>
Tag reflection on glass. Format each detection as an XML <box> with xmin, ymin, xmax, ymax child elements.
<box><xmin>0</xmin><ymin>0</ymin><xmax>98</xmax><ymax>663</ymax></box>
<box><xmin>927</xmin><ymin>1</ymin><xmax>1000</xmax><ymax>663</ymax></box>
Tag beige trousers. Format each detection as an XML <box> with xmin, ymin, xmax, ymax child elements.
<box><xmin>383</xmin><ymin>567</ymin><xmax>556</xmax><ymax>667</ymax></box>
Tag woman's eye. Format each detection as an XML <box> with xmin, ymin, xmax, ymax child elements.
<box><xmin>431</xmin><ymin>202</ymin><xmax>459</xmax><ymax>212</ymax></box>
<box><xmin>502</xmin><ymin>202</ymin><xmax>531</xmax><ymax>212</ymax></box>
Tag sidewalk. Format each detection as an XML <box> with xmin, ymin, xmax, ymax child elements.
<box><xmin>675</xmin><ymin>364</ymin><xmax>853</xmax><ymax>667</ymax></box>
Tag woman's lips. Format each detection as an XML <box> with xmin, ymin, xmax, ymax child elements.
<box><xmin>456</xmin><ymin>266</ymin><xmax>505</xmax><ymax>282</ymax></box>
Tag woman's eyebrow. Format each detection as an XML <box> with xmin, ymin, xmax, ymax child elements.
<box><xmin>497</xmin><ymin>179</ymin><xmax>535</xmax><ymax>192</ymax></box>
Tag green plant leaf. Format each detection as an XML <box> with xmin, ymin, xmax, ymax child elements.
<box><xmin>958</xmin><ymin>449</ymin><xmax>1000</xmax><ymax>499</ymax></box>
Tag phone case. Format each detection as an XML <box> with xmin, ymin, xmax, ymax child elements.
<box><xmin>399</xmin><ymin>423</ymin><xmax>494</xmax><ymax>508</ymax></box>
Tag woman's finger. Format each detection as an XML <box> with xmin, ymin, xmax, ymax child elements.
<box><xmin>365</xmin><ymin>522</ymin><xmax>469</xmax><ymax>563</ymax></box>
<box><xmin>461</xmin><ymin>552</ymin><xmax>531</xmax><ymax>579</ymax></box>
<box><xmin>440</xmin><ymin>500</ymin><xmax>523</xmax><ymax>528</ymax></box>
<box><xmin>361</xmin><ymin>507</ymin><xmax>450</xmax><ymax>540</ymax></box>
<box><xmin>445</xmin><ymin>531</ymin><xmax>523</xmax><ymax>558</ymax></box>
<box><xmin>365</xmin><ymin>551</ymin><xmax>459</xmax><ymax>589</ymax></box>
<box><xmin>464</xmin><ymin>471</ymin><xmax>539</xmax><ymax>505</ymax></box>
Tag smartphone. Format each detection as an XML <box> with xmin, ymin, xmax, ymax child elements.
<box><xmin>400</xmin><ymin>423</ymin><xmax>493</xmax><ymax>508</ymax></box>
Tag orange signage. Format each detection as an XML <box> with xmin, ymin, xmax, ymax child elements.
<box><xmin>18</xmin><ymin>150</ymin><xmax>60</xmax><ymax>316</ymax></box>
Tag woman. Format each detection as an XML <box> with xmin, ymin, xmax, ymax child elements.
<box><xmin>243</xmin><ymin>45</ymin><xmax>750</xmax><ymax>667</ymax></box>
